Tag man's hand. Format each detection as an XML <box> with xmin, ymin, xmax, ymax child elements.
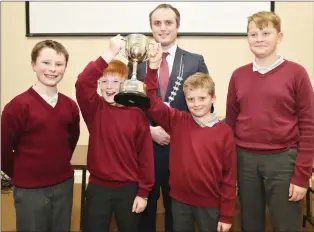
<box><xmin>102</xmin><ymin>34</ymin><xmax>125</xmax><ymax>62</ymax></box>
<box><xmin>289</xmin><ymin>183</ymin><xmax>307</xmax><ymax>201</ymax></box>
<box><xmin>150</xmin><ymin>126</ymin><xmax>170</xmax><ymax>146</ymax></box>
<box><xmin>132</xmin><ymin>196</ymin><xmax>147</xmax><ymax>213</ymax></box>
<box><xmin>217</xmin><ymin>222</ymin><xmax>232</xmax><ymax>232</ymax></box>
<box><xmin>147</xmin><ymin>40</ymin><xmax>162</xmax><ymax>69</ymax></box>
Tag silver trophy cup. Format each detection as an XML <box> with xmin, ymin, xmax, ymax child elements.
<box><xmin>114</xmin><ymin>34</ymin><xmax>150</xmax><ymax>109</ymax></box>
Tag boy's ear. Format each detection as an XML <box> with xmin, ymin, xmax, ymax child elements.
<box><xmin>210</xmin><ymin>95</ymin><xmax>216</xmax><ymax>113</ymax></box>
<box><xmin>211</xmin><ymin>94</ymin><xmax>217</xmax><ymax>103</ymax></box>
<box><xmin>277</xmin><ymin>32</ymin><xmax>283</xmax><ymax>44</ymax></box>
<box><xmin>31</xmin><ymin>61</ymin><xmax>36</xmax><ymax>72</ymax></box>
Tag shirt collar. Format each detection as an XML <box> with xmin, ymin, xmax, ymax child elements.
<box><xmin>253</xmin><ymin>55</ymin><xmax>284</xmax><ymax>73</ymax></box>
<box><xmin>32</xmin><ymin>85</ymin><xmax>59</xmax><ymax>100</ymax></box>
<box><xmin>192</xmin><ymin>112</ymin><xmax>219</xmax><ymax>128</ymax></box>
<box><xmin>164</xmin><ymin>43</ymin><xmax>177</xmax><ymax>57</ymax></box>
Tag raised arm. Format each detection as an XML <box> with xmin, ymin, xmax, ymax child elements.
<box><xmin>144</xmin><ymin>42</ymin><xmax>180</xmax><ymax>133</ymax></box>
<box><xmin>1</xmin><ymin>100</ymin><xmax>28</xmax><ymax>178</ymax></box>
<box><xmin>75</xmin><ymin>35</ymin><xmax>124</xmax><ymax>125</ymax></box>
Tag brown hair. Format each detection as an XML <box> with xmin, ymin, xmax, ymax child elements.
<box><xmin>149</xmin><ymin>3</ymin><xmax>181</xmax><ymax>28</ymax></box>
<box><xmin>247</xmin><ymin>11</ymin><xmax>281</xmax><ymax>32</ymax></box>
<box><xmin>31</xmin><ymin>40</ymin><xmax>69</xmax><ymax>66</ymax></box>
<box><xmin>103</xmin><ymin>60</ymin><xmax>128</xmax><ymax>80</ymax></box>
<box><xmin>183</xmin><ymin>73</ymin><xmax>215</xmax><ymax>97</ymax></box>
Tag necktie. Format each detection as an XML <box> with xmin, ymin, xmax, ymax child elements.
<box><xmin>159</xmin><ymin>52</ymin><xmax>170</xmax><ymax>100</ymax></box>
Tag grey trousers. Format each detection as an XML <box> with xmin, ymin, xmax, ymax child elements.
<box><xmin>171</xmin><ymin>199</ymin><xmax>219</xmax><ymax>232</ymax></box>
<box><xmin>13</xmin><ymin>177</ymin><xmax>74</xmax><ymax>232</ymax></box>
<box><xmin>237</xmin><ymin>148</ymin><xmax>303</xmax><ymax>232</ymax></box>
<box><xmin>83</xmin><ymin>183</ymin><xmax>140</xmax><ymax>232</ymax></box>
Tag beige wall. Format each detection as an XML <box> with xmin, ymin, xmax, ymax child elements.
<box><xmin>1</xmin><ymin>2</ymin><xmax>313</xmax><ymax>145</ymax></box>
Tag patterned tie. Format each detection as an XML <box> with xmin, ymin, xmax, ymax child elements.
<box><xmin>159</xmin><ymin>52</ymin><xmax>170</xmax><ymax>100</ymax></box>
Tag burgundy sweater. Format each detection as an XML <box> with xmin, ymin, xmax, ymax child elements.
<box><xmin>75</xmin><ymin>57</ymin><xmax>154</xmax><ymax>198</ymax></box>
<box><xmin>144</xmin><ymin>68</ymin><xmax>237</xmax><ymax>224</ymax></box>
<box><xmin>1</xmin><ymin>88</ymin><xmax>80</xmax><ymax>188</ymax></box>
<box><xmin>226</xmin><ymin>60</ymin><xmax>314</xmax><ymax>188</ymax></box>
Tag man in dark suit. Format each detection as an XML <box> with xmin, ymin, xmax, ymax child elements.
<box><xmin>128</xmin><ymin>4</ymin><xmax>208</xmax><ymax>232</ymax></box>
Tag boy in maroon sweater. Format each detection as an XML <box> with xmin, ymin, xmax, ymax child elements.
<box><xmin>143</xmin><ymin>42</ymin><xmax>237</xmax><ymax>232</ymax></box>
<box><xmin>1</xmin><ymin>40</ymin><xmax>80</xmax><ymax>232</ymax></box>
<box><xmin>226</xmin><ymin>11</ymin><xmax>314</xmax><ymax>232</ymax></box>
<box><xmin>75</xmin><ymin>35</ymin><xmax>154</xmax><ymax>232</ymax></box>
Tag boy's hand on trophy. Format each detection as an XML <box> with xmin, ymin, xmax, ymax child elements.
<box><xmin>102</xmin><ymin>34</ymin><xmax>125</xmax><ymax>63</ymax></box>
<box><xmin>148</xmin><ymin>40</ymin><xmax>162</xmax><ymax>69</ymax></box>
<box><xmin>109</xmin><ymin>34</ymin><xmax>125</xmax><ymax>56</ymax></box>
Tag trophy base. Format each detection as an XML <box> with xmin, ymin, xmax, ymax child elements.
<box><xmin>114</xmin><ymin>91</ymin><xmax>150</xmax><ymax>110</ymax></box>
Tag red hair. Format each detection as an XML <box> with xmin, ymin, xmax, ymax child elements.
<box><xmin>103</xmin><ymin>59</ymin><xmax>128</xmax><ymax>80</ymax></box>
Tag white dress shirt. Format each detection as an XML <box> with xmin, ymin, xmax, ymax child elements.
<box><xmin>32</xmin><ymin>85</ymin><xmax>59</xmax><ymax>107</ymax></box>
<box><xmin>156</xmin><ymin>44</ymin><xmax>178</xmax><ymax>78</ymax></box>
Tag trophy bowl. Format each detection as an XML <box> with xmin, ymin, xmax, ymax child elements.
<box><xmin>114</xmin><ymin>34</ymin><xmax>150</xmax><ymax>110</ymax></box>
<box><xmin>124</xmin><ymin>34</ymin><xmax>149</xmax><ymax>63</ymax></box>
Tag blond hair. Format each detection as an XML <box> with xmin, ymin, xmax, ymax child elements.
<box><xmin>183</xmin><ymin>73</ymin><xmax>215</xmax><ymax>97</ymax></box>
<box><xmin>247</xmin><ymin>11</ymin><xmax>281</xmax><ymax>32</ymax></box>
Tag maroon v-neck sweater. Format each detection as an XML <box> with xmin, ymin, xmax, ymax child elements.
<box><xmin>144</xmin><ymin>68</ymin><xmax>237</xmax><ymax>224</ymax></box>
<box><xmin>226</xmin><ymin>60</ymin><xmax>314</xmax><ymax>188</ymax></box>
<box><xmin>75</xmin><ymin>57</ymin><xmax>154</xmax><ymax>198</ymax></box>
<box><xmin>1</xmin><ymin>88</ymin><xmax>80</xmax><ymax>188</ymax></box>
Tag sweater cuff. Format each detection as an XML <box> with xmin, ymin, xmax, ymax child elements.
<box><xmin>147</xmin><ymin>67</ymin><xmax>158</xmax><ymax>76</ymax></box>
<box><xmin>219</xmin><ymin>215</ymin><xmax>233</xmax><ymax>224</ymax></box>
<box><xmin>136</xmin><ymin>188</ymin><xmax>149</xmax><ymax>198</ymax></box>
<box><xmin>290</xmin><ymin>174</ymin><xmax>310</xmax><ymax>188</ymax></box>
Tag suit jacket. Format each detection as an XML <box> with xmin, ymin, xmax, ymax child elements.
<box><xmin>128</xmin><ymin>46</ymin><xmax>209</xmax><ymax>113</ymax></box>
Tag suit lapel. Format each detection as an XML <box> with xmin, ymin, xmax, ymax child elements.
<box><xmin>165</xmin><ymin>47</ymin><xmax>184</xmax><ymax>101</ymax></box>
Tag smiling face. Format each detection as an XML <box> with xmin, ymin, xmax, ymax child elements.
<box><xmin>99</xmin><ymin>75</ymin><xmax>123</xmax><ymax>104</ymax></box>
<box><xmin>247</xmin><ymin>22</ymin><xmax>282</xmax><ymax>59</ymax></box>
<box><xmin>247</xmin><ymin>11</ymin><xmax>283</xmax><ymax>59</ymax></box>
<box><xmin>185</xmin><ymin>87</ymin><xmax>215</xmax><ymax>120</ymax></box>
<box><xmin>150</xmin><ymin>6</ymin><xmax>180</xmax><ymax>49</ymax></box>
<box><xmin>31</xmin><ymin>47</ymin><xmax>66</xmax><ymax>87</ymax></box>
<box><xmin>183</xmin><ymin>73</ymin><xmax>216</xmax><ymax>123</ymax></box>
<box><xmin>99</xmin><ymin>60</ymin><xmax>128</xmax><ymax>104</ymax></box>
